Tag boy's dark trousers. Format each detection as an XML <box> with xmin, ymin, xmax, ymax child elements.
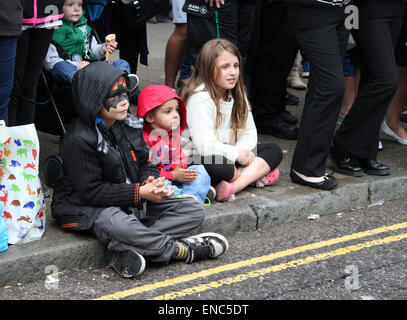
<box><xmin>334</xmin><ymin>16</ymin><xmax>403</xmax><ymax>160</ymax></box>
<box><xmin>92</xmin><ymin>197</ymin><xmax>205</xmax><ymax>263</ymax></box>
<box><xmin>290</xmin><ymin>21</ymin><xmax>349</xmax><ymax>177</ymax></box>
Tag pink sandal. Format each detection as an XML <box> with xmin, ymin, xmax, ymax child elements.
<box><xmin>255</xmin><ymin>167</ymin><xmax>280</xmax><ymax>188</ymax></box>
<box><xmin>215</xmin><ymin>181</ymin><xmax>236</xmax><ymax>202</ymax></box>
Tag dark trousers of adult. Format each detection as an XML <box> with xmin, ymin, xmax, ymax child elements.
<box><xmin>187</xmin><ymin>0</ymin><xmax>258</xmax><ymax>71</ymax></box>
<box><xmin>0</xmin><ymin>36</ymin><xmax>18</xmax><ymax>125</ymax></box>
<box><xmin>111</xmin><ymin>3</ymin><xmax>147</xmax><ymax>74</ymax></box>
<box><xmin>291</xmin><ymin>22</ymin><xmax>349</xmax><ymax>177</ymax></box>
<box><xmin>250</xmin><ymin>0</ymin><xmax>299</xmax><ymax>129</ymax></box>
<box><xmin>8</xmin><ymin>28</ymin><xmax>54</xmax><ymax>126</ymax></box>
<box><xmin>195</xmin><ymin>143</ymin><xmax>283</xmax><ymax>186</ymax></box>
<box><xmin>334</xmin><ymin>16</ymin><xmax>403</xmax><ymax>160</ymax></box>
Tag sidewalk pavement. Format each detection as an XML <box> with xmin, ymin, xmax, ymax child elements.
<box><xmin>1</xmin><ymin>20</ymin><xmax>406</xmax><ymax>287</ymax></box>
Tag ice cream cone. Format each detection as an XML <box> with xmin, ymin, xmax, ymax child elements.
<box><xmin>105</xmin><ymin>33</ymin><xmax>116</xmax><ymax>61</ymax></box>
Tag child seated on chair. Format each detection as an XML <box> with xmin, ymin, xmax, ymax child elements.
<box><xmin>136</xmin><ymin>85</ymin><xmax>213</xmax><ymax>204</ymax></box>
<box><xmin>43</xmin><ymin>0</ymin><xmax>131</xmax><ymax>85</ymax></box>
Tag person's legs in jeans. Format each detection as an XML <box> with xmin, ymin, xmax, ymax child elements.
<box><xmin>111</xmin><ymin>58</ymin><xmax>131</xmax><ymax>74</ymax></box>
<box><xmin>51</xmin><ymin>60</ymin><xmax>78</xmax><ymax>84</ymax></box>
<box><xmin>179</xmin><ymin>165</ymin><xmax>211</xmax><ymax>203</ymax></box>
<box><xmin>0</xmin><ymin>36</ymin><xmax>18</xmax><ymax>125</ymax></box>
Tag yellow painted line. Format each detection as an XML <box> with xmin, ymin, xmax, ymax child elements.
<box><xmin>151</xmin><ymin>232</ymin><xmax>407</xmax><ymax>300</ymax></box>
<box><xmin>94</xmin><ymin>221</ymin><xmax>407</xmax><ymax>300</ymax></box>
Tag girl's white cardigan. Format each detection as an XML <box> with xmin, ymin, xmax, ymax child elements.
<box><xmin>181</xmin><ymin>85</ymin><xmax>257</xmax><ymax>162</ymax></box>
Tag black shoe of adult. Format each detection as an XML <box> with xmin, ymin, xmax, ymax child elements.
<box><xmin>258</xmin><ymin>120</ymin><xmax>298</xmax><ymax>140</ymax></box>
<box><xmin>282</xmin><ymin>110</ymin><xmax>298</xmax><ymax>125</ymax></box>
<box><xmin>290</xmin><ymin>170</ymin><xmax>338</xmax><ymax>190</ymax></box>
<box><xmin>350</xmin><ymin>155</ymin><xmax>390</xmax><ymax>176</ymax></box>
<box><xmin>329</xmin><ymin>142</ymin><xmax>364</xmax><ymax>177</ymax></box>
<box><xmin>285</xmin><ymin>92</ymin><xmax>300</xmax><ymax>105</ymax></box>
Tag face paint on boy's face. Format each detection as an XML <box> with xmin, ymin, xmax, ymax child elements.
<box><xmin>103</xmin><ymin>83</ymin><xmax>129</xmax><ymax>112</ymax></box>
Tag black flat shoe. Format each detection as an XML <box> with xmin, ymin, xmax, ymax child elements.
<box><xmin>290</xmin><ymin>170</ymin><xmax>338</xmax><ymax>190</ymax></box>
<box><xmin>257</xmin><ymin>121</ymin><xmax>298</xmax><ymax>140</ymax></box>
<box><xmin>329</xmin><ymin>142</ymin><xmax>363</xmax><ymax>177</ymax></box>
<box><xmin>282</xmin><ymin>110</ymin><xmax>298</xmax><ymax>125</ymax></box>
<box><xmin>350</xmin><ymin>156</ymin><xmax>390</xmax><ymax>176</ymax></box>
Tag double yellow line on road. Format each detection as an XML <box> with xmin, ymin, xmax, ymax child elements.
<box><xmin>94</xmin><ymin>221</ymin><xmax>407</xmax><ymax>300</ymax></box>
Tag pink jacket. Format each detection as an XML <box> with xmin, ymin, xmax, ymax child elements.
<box><xmin>137</xmin><ymin>85</ymin><xmax>189</xmax><ymax>181</ymax></box>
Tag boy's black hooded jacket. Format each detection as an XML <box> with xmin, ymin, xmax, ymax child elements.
<box><xmin>51</xmin><ymin>61</ymin><xmax>159</xmax><ymax>231</ymax></box>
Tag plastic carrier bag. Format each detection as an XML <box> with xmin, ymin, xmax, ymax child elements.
<box><xmin>0</xmin><ymin>121</ymin><xmax>46</xmax><ymax>244</ymax></box>
<box><xmin>0</xmin><ymin>203</ymin><xmax>8</xmax><ymax>252</ymax></box>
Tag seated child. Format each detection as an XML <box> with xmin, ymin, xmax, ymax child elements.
<box><xmin>51</xmin><ymin>61</ymin><xmax>229</xmax><ymax>278</ymax></box>
<box><xmin>181</xmin><ymin>38</ymin><xmax>283</xmax><ymax>202</ymax></box>
<box><xmin>136</xmin><ymin>84</ymin><xmax>213</xmax><ymax>204</ymax></box>
<box><xmin>43</xmin><ymin>0</ymin><xmax>134</xmax><ymax>87</ymax></box>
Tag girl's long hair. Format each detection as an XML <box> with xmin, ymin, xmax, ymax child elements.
<box><xmin>181</xmin><ymin>38</ymin><xmax>249</xmax><ymax>144</ymax></box>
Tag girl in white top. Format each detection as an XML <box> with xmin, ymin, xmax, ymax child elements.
<box><xmin>181</xmin><ymin>39</ymin><xmax>283</xmax><ymax>201</ymax></box>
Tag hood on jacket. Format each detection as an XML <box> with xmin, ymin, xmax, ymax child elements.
<box><xmin>136</xmin><ymin>85</ymin><xmax>187</xmax><ymax>133</ymax></box>
<box><xmin>72</xmin><ymin>61</ymin><xmax>129</xmax><ymax>128</ymax></box>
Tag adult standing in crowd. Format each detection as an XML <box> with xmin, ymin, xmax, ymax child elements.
<box><xmin>331</xmin><ymin>0</ymin><xmax>405</xmax><ymax>176</ymax></box>
<box><xmin>164</xmin><ymin>0</ymin><xmax>188</xmax><ymax>90</ymax></box>
<box><xmin>286</xmin><ymin>0</ymin><xmax>351</xmax><ymax>190</ymax></box>
<box><xmin>381</xmin><ymin>4</ymin><xmax>407</xmax><ymax>146</ymax></box>
<box><xmin>249</xmin><ymin>0</ymin><xmax>300</xmax><ymax>141</ymax></box>
<box><xmin>185</xmin><ymin>0</ymin><xmax>260</xmax><ymax>82</ymax></box>
<box><xmin>111</xmin><ymin>1</ymin><xmax>149</xmax><ymax>74</ymax></box>
<box><xmin>7</xmin><ymin>0</ymin><xmax>64</xmax><ymax>126</ymax></box>
<box><xmin>0</xmin><ymin>1</ymin><xmax>23</xmax><ymax>125</ymax></box>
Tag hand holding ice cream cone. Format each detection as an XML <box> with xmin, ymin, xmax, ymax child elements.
<box><xmin>104</xmin><ymin>33</ymin><xmax>117</xmax><ymax>61</ymax></box>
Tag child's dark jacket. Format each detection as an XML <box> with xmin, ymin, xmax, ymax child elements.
<box><xmin>51</xmin><ymin>62</ymin><xmax>159</xmax><ymax>231</ymax></box>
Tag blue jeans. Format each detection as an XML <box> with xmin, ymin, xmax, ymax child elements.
<box><xmin>179</xmin><ymin>51</ymin><xmax>193</xmax><ymax>80</ymax></box>
<box><xmin>51</xmin><ymin>59</ymin><xmax>131</xmax><ymax>84</ymax></box>
<box><xmin>0</xmin><ymin>36</ymin><xmax>18</xmax><ymax>125</ymax></box>
<box><xmin>165</xmin><ymin>165</ymin><xmax>211</xmax><ymax>204</ymax></box>
<box><xmin>342</xmin><ymin>51</ymin><xmax>356</xmax><ymax>77</ymax></box>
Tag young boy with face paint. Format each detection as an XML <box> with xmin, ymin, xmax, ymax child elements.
<box><xmin>51</xmin><ymin>62</ymin><xmax>229</xmax><ymax>278</ymax></box>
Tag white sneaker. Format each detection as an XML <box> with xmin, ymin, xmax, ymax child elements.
<box><xmin>179</xmin><ymin>232</ymin><xmax>229</xmax><ymax>263</ymax></box>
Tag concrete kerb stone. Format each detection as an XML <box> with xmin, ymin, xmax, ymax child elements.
<box><xmin>367</xmin><ymin>171</ymin><xmax>407</xmax><ymax>204</ymax></box>
<box><xmin>1</xmin><ymin>171</ymin><xmax>406</xmax><ymax>286</ymax></box>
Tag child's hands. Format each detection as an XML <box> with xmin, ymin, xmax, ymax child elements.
<box><xmin>77</xmin><ymin>61</ymin><xmax>90</xmax><ymax>70</ymax></box>
<box><xmin>237</xmin><ymin>149</ymin><xmax>255</xmax><ymax>167</ymax></box>
<box><xmin>172</xmin><ymin>165</ymin><xmax>198</xmax><ymax>183</ymax></box>
<box><xmin>102</xmin><ymin>40</ymin><xmax>117</xmax><ymax>55</ymax></box>
<box><xmin>140</xmin><ymin>176</ymin><xmax>174</xmax><ymax>202</ymax></box>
